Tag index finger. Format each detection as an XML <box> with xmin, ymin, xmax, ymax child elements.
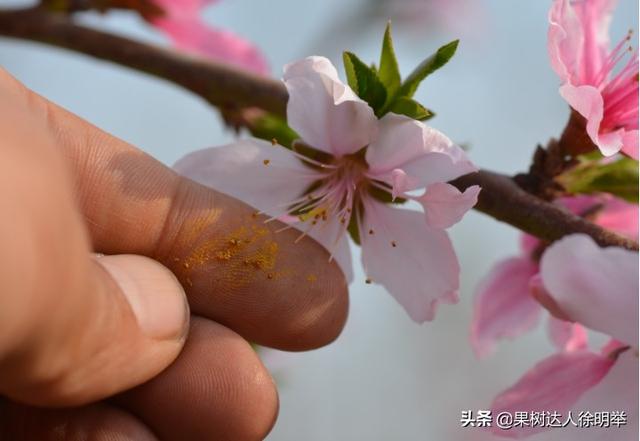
<box><xmin>1</xmin><ymin>69</ymin><xmax>348</xmax><ymax>351</ymax></box>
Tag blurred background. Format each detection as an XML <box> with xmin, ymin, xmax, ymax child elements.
<box><xmin>0</xmin><ymin>0</ymin><xmax>637</xmax><ymax>439</ymax></box>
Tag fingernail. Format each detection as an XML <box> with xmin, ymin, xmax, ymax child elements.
<box><xmin>97</xmin><ymin>254</ymin><xmax>189</xmax><ymax>340</ymax></box>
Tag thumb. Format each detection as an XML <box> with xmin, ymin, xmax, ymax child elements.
<box><xmin>0</xmin><ymin>253</ymin><xmax>189</xmax><ymax>407</ymax></box>
<box><xmin>0</xmin><ymin>84</ymin><xmax>189</xmax><ymax>407</ymax></box>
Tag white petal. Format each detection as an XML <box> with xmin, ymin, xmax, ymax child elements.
<box><xmin>173</xmin><ymin>139</ymin><xmax>319</xmax><ymax>217</ymax></box>
<box><xmin>366</xmin><ymin>113</ymin><xmax>476</xmax><ymax>191</ymax></box>
<box><xmin>359</xmin><ymin>200</ymin><xmax>460</xmax><ymax>323</ymax></box>
<box><xmin>541</xmin><ymin>234</ymin><xmax>639</xmax><ymax>347</ymax></box>
<box><xmin>283</xmin><ymin>56</ymin><xmax>378</xmax><ymax>157</ymax></box>
<box><xmin>299</xmin><ymin>216</ymin><xmax>354</xmax><ymax>283</ymax></box>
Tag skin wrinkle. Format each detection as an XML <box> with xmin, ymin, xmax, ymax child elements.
<box><xmin>116</xmin><ymin>318</ymin><xmax>279</xmax><ymax>441</ymax></box>
<box><xmin>0</xmin><ymin>401</ymin><xmax>159</xmax><ymax>441</ymax></box>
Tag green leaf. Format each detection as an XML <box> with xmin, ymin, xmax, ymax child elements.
<box><xmin>343</xmin><ymin>52</ymin><xmax>359</xmax><ymax>92</ymax></box>
<box><xmin>557</xmin><ymin>157</ymin><xmax>639</xmax><ymax>203</ymax></box>
<box><xmin>378</xmin><ymin>22</ymin><xmax>401</xmax><ymax>99</ymax></box>
<box><xmin>247</xmin><ymin>113</ymin><xmax>298</xmax><ymax>148</ymax></box>
<box><xmin>389</xmin><ymin>97</ymin><xmax>434</xmax><ymax>120</ymax></box>
<box><xmin>397</xmin><ymin>39</ymin><xmax>459</xmax><ymax>99</ymax></box>
<box><xmin>342</xmin><ymin>51</ymin><xmax>387</xmax><ymax>115</ymax></box>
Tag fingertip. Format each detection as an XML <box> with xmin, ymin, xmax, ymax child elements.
<box><xmin>0</xmin><ymin>255</ymin><xmax>190</xmax><ymax>407</ymax></box>
<box><xmin>278</xmin><ymin>258</ymin><xmax>350</xmax><ymax>351</ymax></box>
<box><xmin>117</xmin><ymin>318</ymin><xmax>280</xmax><ymax>441</ymax></box>
<box><xmin>97</xmin><ymin>254</ymin><xmax>190</xmax><ymax>342</ymax></box>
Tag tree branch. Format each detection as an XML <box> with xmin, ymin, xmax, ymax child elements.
<box><xmin>0</xmin><ymin>7</ymin><xmax>287</xmax><ymax>116</ymax></box>
<box><xmin>450</xmin><ymin>172</ymin><xmax>637</xmax><ymax>250</ymax></box>
<box><xmin>0</xmin><ymin>7</ymin><xmax>636</xmax><ymax>251</ymax></box>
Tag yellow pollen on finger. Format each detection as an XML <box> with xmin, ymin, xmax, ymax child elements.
<box><xmin>307</xmin><ymin>274</ymin><xmax>317</xmax><ymax>283</ymax></box>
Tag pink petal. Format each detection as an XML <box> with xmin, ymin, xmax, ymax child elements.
<box><xmin>365</xmin><ymin>113</ymin><xmax>477</xmax><ymax>191</ymax></box>
<box><xmin>491</xmin><ymin>351</ymin><xmax>614</xmax><ymax>438</ymax></box>
<box><xmin>621</xmin><ymin>129</ymin><xmax>639</xmax><ymax>160</ymax></box>
<box><xmin>359</xmin><ymin>200</ymin><xmax>460</xmax><ymax>323</ymax></box>
<box><xmin>470</xmin><ymin>257</ymin><xmax>541</xmax><ymax>358</ymax></box>
<box><xmin>570</xmin><ymin>0</ymin><xmax>617</xmax><ymax>83</ymax></box>
<box><xmin>594</xmin><ymin>194</ymin><xmax>639</xmax><ymax>240</ymax></box>
<box><xmin>547</xmin><ymin>317</ymin><xmax>588</xmax><ymax>352</ymax></box>
<box><xmin>282</xmin><ymin>57</ymin><xmax>377</xmax><ymax>157</ymax></box>
<box><xmin>417</xmin><ymin>183</ymin><xmax>480</xmax><ymax>229</ymax></box>
<box><xmin>541</xmin><ymin>234</ymin><xmax>639</xmax><ymax>347</ymax></box>
<box><xmin>390</xmin><ymin>168</ymin><xmax>411</xmax><ymax>200</ymax></box>
<box><xmin>519</xmin><ymin>233</ymin><xmax>540</xmax><ymax>256</ymax></box>
<box><xmin>540</xmin><ymin>351</ymin><xmax>638</xmax><ymax>441</ymax></box>
<box><xmin>548</xmin><ymin>0</ymin><xmax>583</xmax><ymax>83</ymax></box>
<box><xmin>557</xmin><ymin>194</ymin><xmax>638</xmax><ymax>240</ymax></box>
<box><xmin>529</xmin><ymin>274</ymin><xmax>571</xmax><ymax>321</ymax></box>
<box><xmin>548</xmin><ymin>0</ymin><xmax>616</xmax><ymax>85</ymax></box>
<box><xmin>560</xmin><ymin>83</ymin><xmax>624</xmax><ymax>156</ymax></box>
<box><xmin>556</xmin><ymin>193</ymin><xmax>601</xmax><ymax>216</ymax></box>
<box><xmin>152</xmin><ymin>17</ymin><xmax>268</xmax><ymax>74</ymax></box>
<box><xmin>152</xmin><ymin>0</ymin><xmax>216</xmax><ymax>16</ymax></box>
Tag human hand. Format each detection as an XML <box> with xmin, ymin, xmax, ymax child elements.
<box><xmin>0</xmin><ymin>69</ymin><xmax>348</xmax><ymax>440</ymax></box>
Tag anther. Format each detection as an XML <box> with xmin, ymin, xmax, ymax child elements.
<box><xmin>365</xmin><ymin>278</ymin><xmax>372</xmax><ymax>284</ymax></box>
<box><xmin>391</xmin><ymin>241</ymin><xmax>397</xmax><ymax>247</ymax></box>
<box><xmin>263</xmin><ymin>159</ymin><xmax>270</xmax><ymax>165</ymax></box>
<box><xmin>368</xmin><ymin>229</ymin><xmax>374</xmax><ymax>235</ymax></box>
<box><xmin>271</xmin><ymin>138</ymin><xmax>278</xmax><ymax>145</ymax></box>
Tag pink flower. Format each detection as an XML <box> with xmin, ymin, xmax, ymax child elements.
<box><xmin>149</xmin><ymin>0</ymin><xmax>268</xmax><ymax>74</ymax></box>
<box><xmin>174</xmin><ymin>56</ymin><xmax>480</xmax><ymax>322</ymax></box>
<box><xmin>548</xmin><ymin>0</ymin><xmax>638</xmax><ymax>159</ymax></box>
<box><xmin>489</xmin><ymin>234</ymin><xmax>638</xmax><ymax>439</ymax></box>
<box><xmin>470</xmin><ymin>194</ymin><xmax>637</xmax><ymax>357</ymax></box>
